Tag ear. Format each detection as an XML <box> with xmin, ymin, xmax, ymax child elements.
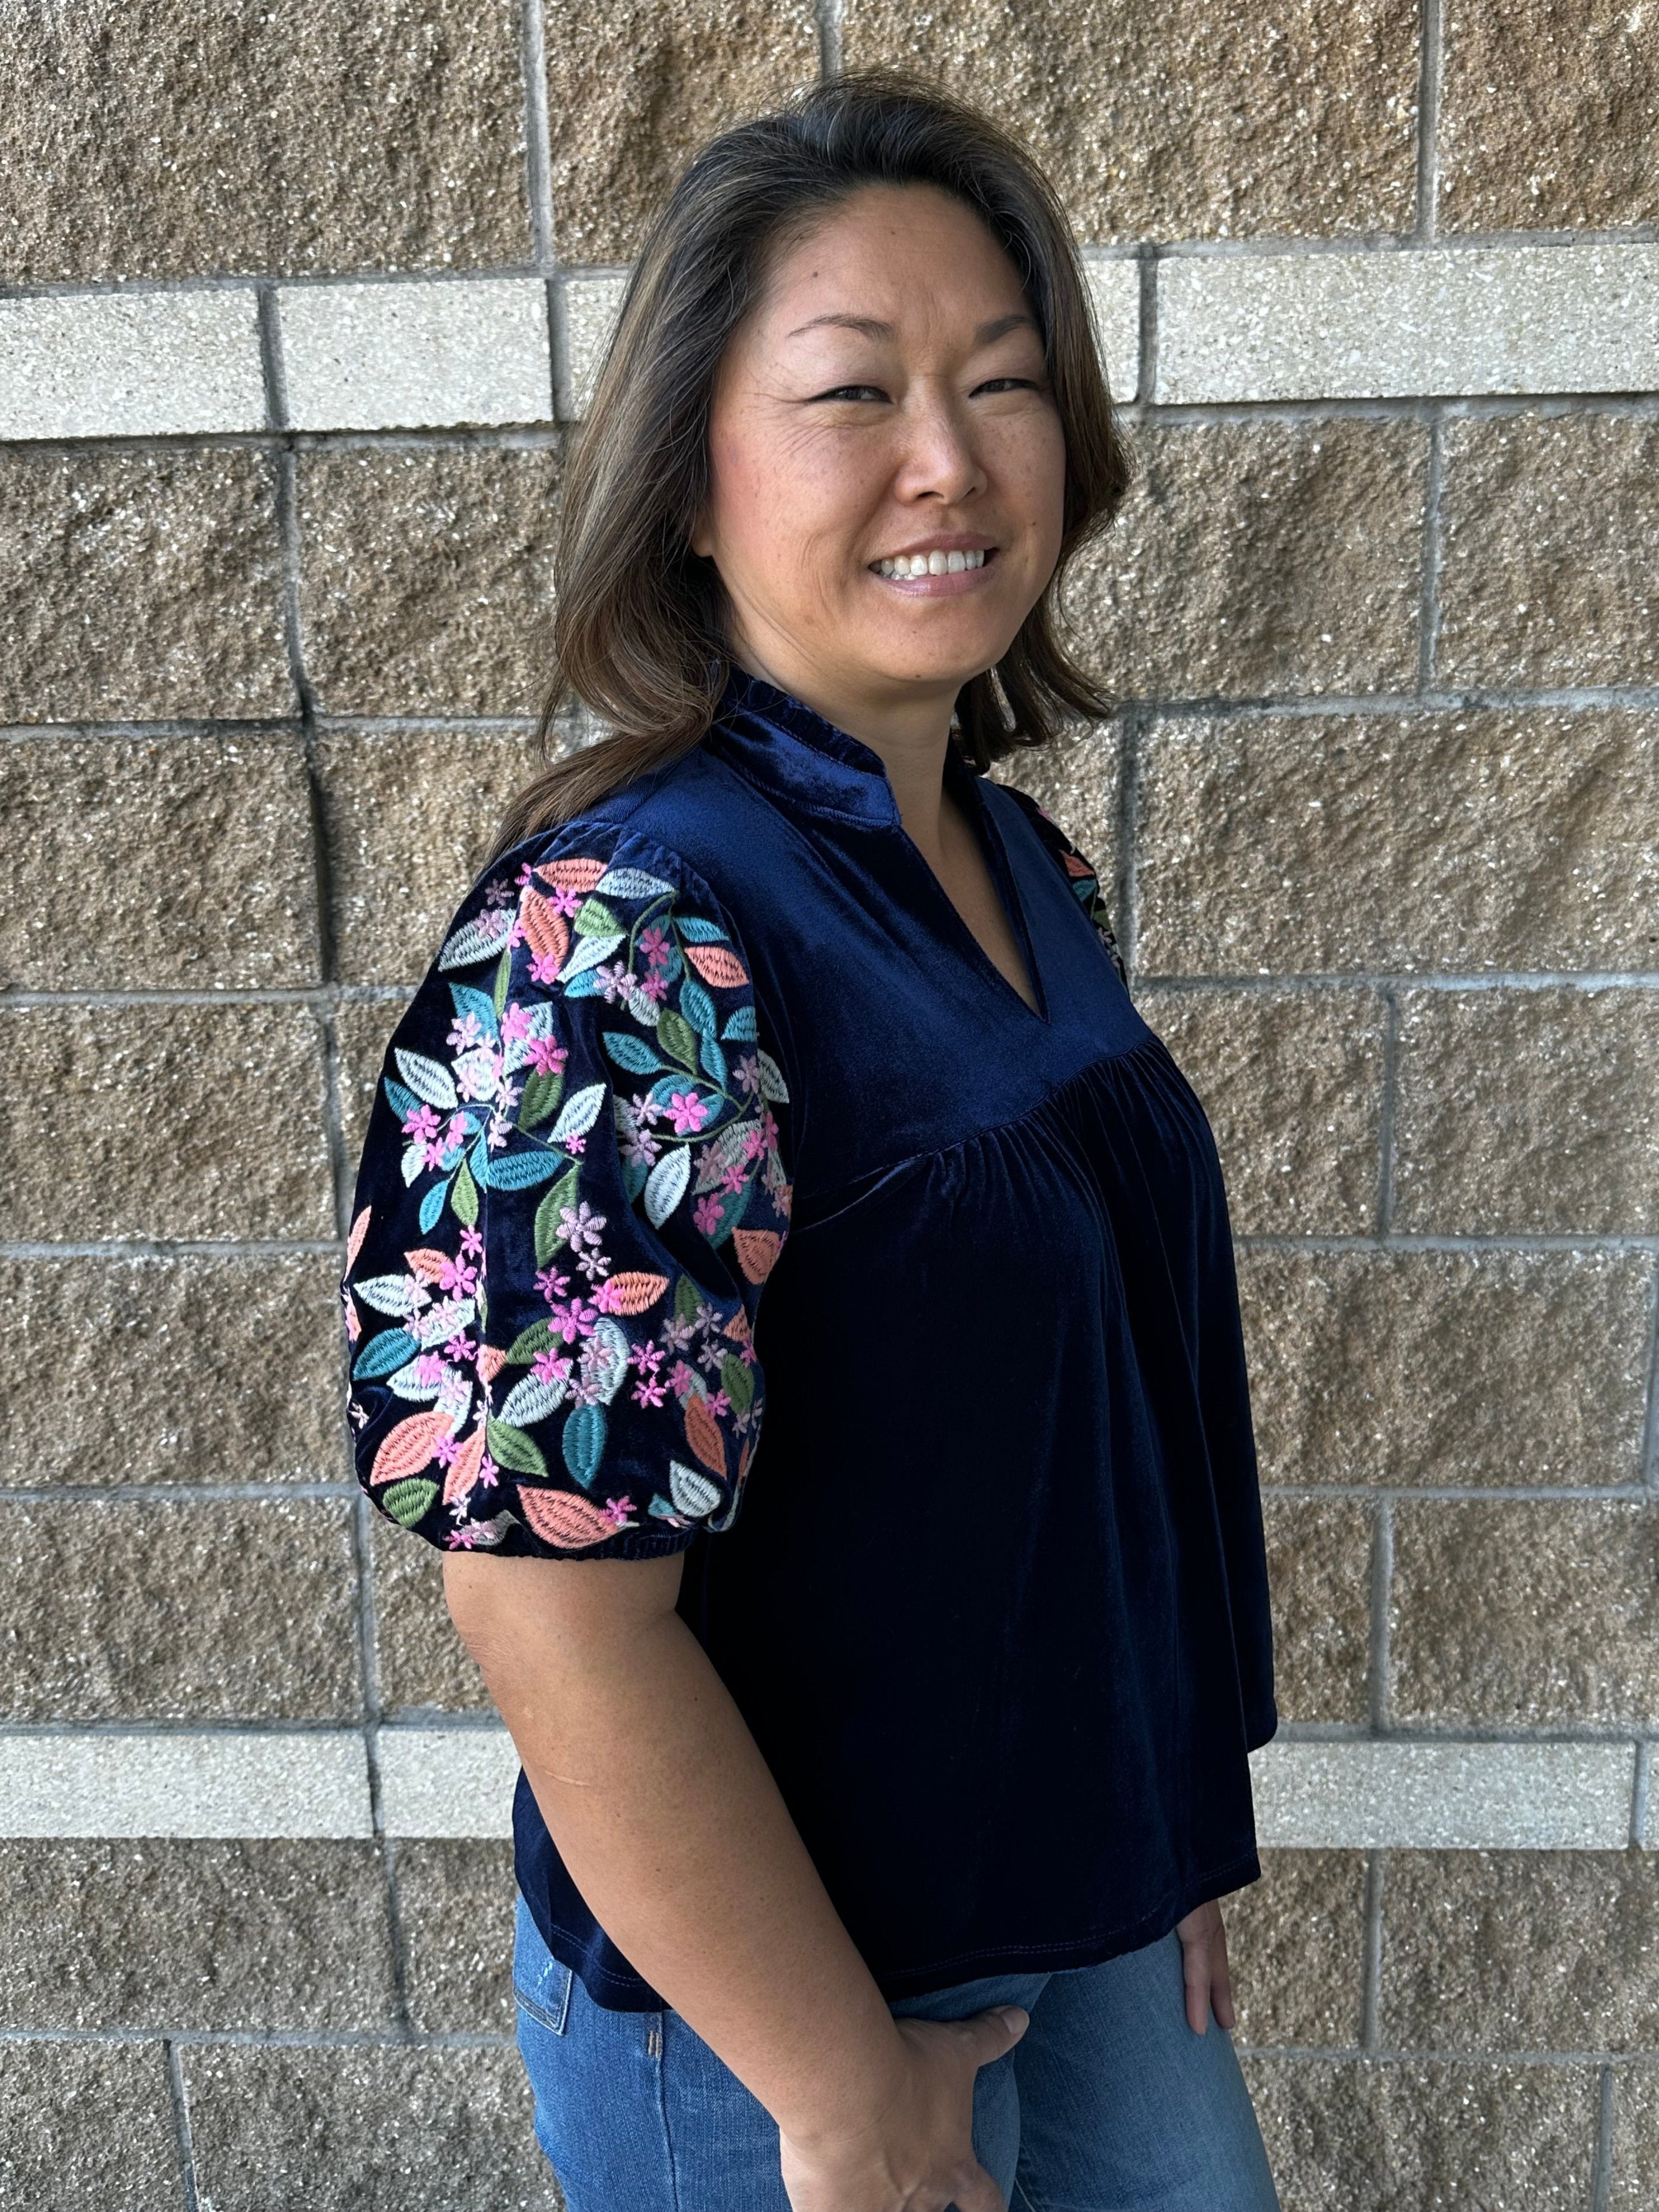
<box><xmin>688</xmin><ymin>508</ymin><xmax>716</xmax><ymax>559</ymax></box>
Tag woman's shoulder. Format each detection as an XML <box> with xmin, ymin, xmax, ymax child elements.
<box><xmin>981</xmin><ymin>772</ymin><xmax>1129</xmax><ymax>985</ymax></box>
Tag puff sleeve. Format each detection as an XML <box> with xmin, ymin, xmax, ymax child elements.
<box><xmin>340</xmin><ymin>828</ymin><xmax>794</xmax><ymax>1558</ymax></box>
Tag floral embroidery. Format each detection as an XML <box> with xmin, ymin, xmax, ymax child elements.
<box><xmin>341</xmin><ymin>837</ymin><xmax>792</xmax><ymax>1557</ymax></box>
<box><xmin>999</xmin><ymin>786</ymin><xmax>1129</xmax><ymax>988</ymax></box>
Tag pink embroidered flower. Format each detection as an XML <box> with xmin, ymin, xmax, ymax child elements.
<box><xmin>499</xmin><ymin>1003</ymin><xmax>533</xmax><ymax>1043</ymax></box>
<box><xmin>592</xmin><ymin>1278</ymin><xmax>632</xmax><ymax>1314</ymax></box>
<box><xmin>602</xmin><ymin>1496</ymin><xmax>633</xmax><ymax>1528</ymax></box>
<box><xmin>738</xmin><ymin>1339</ymin><xmax>758</xmax><ymax>1367</ymax></box>
<box><xmin>706</xmin><ymin>1389</ymin><xmax>731</xmax><ymax>1419</ymax></box>
<box><xmin>434</xmin><ymin>1434</ymin><xmax>461</xmax><ymax>1469</ymax></box>
<box><xmin>693</xmin><ymin>1193</ymin><xmax>723</xmax><ymax>1238</ymax></box>
<box><xmin>594</xmin><ymin>962</ymin><xmax>635</xmax><ymax>1004</ymax></box>
<box><xmin>620</xmin><ymin>1126</ymin><xmax>660</xmax><ymax>1169</ymax></box>
<box><xmin>401</xmin><ymin>1103</ymin><xmax>442</xmax><ymax>1144</ymax></box>
<box><xmin>438</xmin><ymin>1256</ymin><xmax>478</xmax><ymax>1297</ymax></box>
<box><xmin>459</xmin><ymin>1227</ymin><xmax>485</xmax><ymax>1258</ymax></box>
<box><xmin>549</xmin><ymin>885</ymin><xmax>583</xmax><ymax>918</ymax></box>
<box><xmin>734</xmin><ymin>1054</ymin><xmax>761</xmax><ymax>1096</ymax></box>
<box><xmin>639</xmin><ymin>969</ymin><xmax>670</xmax><ymax>1005</ymax></box>
<box><xmin>536</xmin><ymin>1266</ymin><xmax>570</xmax><ymax>1305</ymax></box>
<box><xmin>529</xmin><ymin>949</ymin><xmax>560</xmax><ymax>986</ymax></box>
<box><xmin>561</xmin><ymin>1202</ymin><xmax>606</xmax><ymax>1255</ymax></box>
<box><xmin>666</xmin><ymin>1088</ymin><xmax>709</xmax><ymax>1134</ymax></box>
<box><xmin>638</xmin><ymin>924</ymin><xmax>671</xmax><ymax>967</ymax></box>
<box><xmin>526</xmin><ymin>1036</ymin><xmax>567</xmax><ymax>1077</ymax></box>
<box><xmin>421</xmin><ymin>1140</ymin><xmax>449</xmax><ymax>1173</ymax></box>
<box><xmin>477</xmin><ymin>1453</ymin><xmax>499</xmax><ymax>1491</ymax></box>
<box><xmin>631</xmin><ymin>1375</ymin><xmax>667</xmax><ymax>1408</ymax></box>
<box><xmin>515</xmin><ymin>861</ymin><xmax>538</xmax><ymax>888</ymax></box>
<box><xmin>446</xmin><ymin>1012</ymin><xmax>484</xmax><ymax>1052</ymax></box>
<box><xmin>566</xmin><ymin>1132</ymin><xmax>586</xmax><ymax>1155</ymax></box>
<box><xmin>444</xmin><ymin>1333</ymin><xmax>474</xmax><ymax>1365</ymax></box>
<box><xmin>548</xmin><ymin>1297</ymin><xmax>598</xmax><ymax>1344</ymax></box>
<box><xmin>489</xmin><ymin>874</ymin><xmax>519</xmax><ymax>905</ymax></box>
<box><xmin>627</xmin><ymin>1340</ymin><xmax>663</xmax><ymax>1374</ymax></box>
<box><xmin>414</xmin><ymin>1353</ymin><xmax>446</xmax><ymax>1387</ymax></box>
<box><xmin>446</xmin><ymin>1522</ymin><xmax>488</xmax><ymax>1548</ymax></box>
<box><xmin>630</xmin><ymin>1091</ymin><xmax>663</xmax><ymax>1127</ymax></box>
<box><xmin>531</xmin><ymin>1348</ymin><xmax>573</xmax><ymax>1387</ymax></box>
<box><xmin>668</xmin><ymin>1360</ymin><xmax>700</xmax><ymax>1400</ymax></box>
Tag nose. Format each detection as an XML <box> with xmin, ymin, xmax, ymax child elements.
<box><xmin>893</xmin><ymin>382</ymin><xmax>986</xmax><ymax>506</ymax></box>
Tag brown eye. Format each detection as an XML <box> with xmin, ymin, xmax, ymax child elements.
<box><xmin>810</xmin><ymin>384</ymin><xmax>890</xmax><ymax>403</ymax></box>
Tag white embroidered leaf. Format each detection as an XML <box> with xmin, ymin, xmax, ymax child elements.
<box><xmin>415</xmin><ymin>1295</ymin><xmax>476</xmax><ymax>1349</ymax></box>
<box><xmin>502</xmin><ymin>999</ymin><xmax>559</xmax><ymax>1075</ymax></box>
<box><xmin>757</xmin><ymin>1050</ymin><xmax>790</xmax><ymax>1105</ymax></box>
<box><xmin>548</xmin><ymin>1083</ymin><xmax>606</xmax><ymax>1143</ymax></box>
<box><xmin>558</xmin><ymin>931</ymin><xmax>623</xmax><ymax>982</ymax></box>
<box><xmin>693</xmin><ymin>1119</ymin><xmax>757</xmax><ymax>1194</ymax></box>
<box><xmin>596</xmin><ymin>867</ymin><xmax>676</xmax><ymax>899</ymax></box>
<box><xmin>395</xmin><ymin>1049</ymin><xmax>458</xmax><ymax>1112</ymax></box>
<box><xmin>354</xmin><ymin>1274</ymin><xmax>422</xmax><ymax>1318</ymax></box>
<box><xmin>669</xmin><ymin>1459</ymin><xmax>724</xmax><ymax>1519</ymax></box>
<box><xmin>587</xmin><ymin>1317</ymin><xmax>630</xmax><ymax>1405</ymax></box>
<box><xmin>436</xmin><ymin>1371</ymin><xmax>474</xmax><ymax>1429</ymax></box>
<box><xmin>451</xmin><ymin>1045</ymin><xmax>501</xmax><ymax>1103</ymax></box>
<box><xmin>401</xmin><ymin>1142</ymin><xmax>427</xmax><ymax>1188</ymax></box>
<box><xmin>644</xmin><ymin>1144</ymin><xmax>690</xmax><ymax>1227</ymax></box>
<box><xmin>499</xmin><ymin>1371</ymin><xmax>569</xmax><ymax>1428</ymax></box>
<box><xmin>387</xmin><ymin>1357</ymin><xmax>442</xmax><ymax>1402</ymax></box>
<box><xmin>439</xmin><ymin>909</ymin><xmax>515</xmax><ymax>971</ymax></box>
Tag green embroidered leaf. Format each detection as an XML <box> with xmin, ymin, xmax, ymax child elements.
<box><xmin>381</xmin><ymin>1477</ymin><xmax>440</xmax><ymax>1528</ymax></box>
<box><xmin>533</xmin><ymin>1167</ymin><xmax>581</xmax><ymax>1264</ymax></box>
<box><xmin>720</xmin><ymin>1352</ymin><xmax>754</xmax><ymax>1415</ymax></box>
<box><xmin>573</xmin><ymin>895</ymin><xmax>621</xmax><ymax>937</ymax></box>
<box><xmin>674</xmin><ymin>1273</ymin><xmax>703</xmax><ymax>1325</ymax></box>
<box><xmin>505</xmin><ymin>1320</ymin><xmax>555</xmax><ymax>1365</ymax></box>
<box><xmin>518</xmin><ymin>1067</ymin><xmax>565</xmax><ymax>1129</ymax></box>
<box><xmin>451</xmin><ymin>1159</ymin><xmax>479</xmax><ymax>1228</ymax></box>
<box><xmin>486</xmin><ymin>1418</ymin><xmax>549</xmax><ymax>1479</ymax></box>
<box><xmin>492</xmin><ymin>947</ymin><xmax>512</xmax><ymax>1015</ymax></box>
<box><xmin>657</xmin><ymin>1008</ymin><xmax>699</xmax><ymax>1069</ymax></box>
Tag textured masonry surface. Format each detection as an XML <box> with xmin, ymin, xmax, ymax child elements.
<box><xmin>3</xmin><ymin>2</ymin><xmax>1657</xmax><ymax>2208</ymax></box>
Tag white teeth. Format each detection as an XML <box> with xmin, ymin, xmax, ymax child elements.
<box><xmin>872</xmin><ymin>548</ymin><xmax>988</xmax><ymax>579</ymax></box>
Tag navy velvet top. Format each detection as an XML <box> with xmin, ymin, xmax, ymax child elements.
<box><xmin>342</xmin><ymin>669</ymin><xmax>1278</xmax><ymax>2013</ymax></box>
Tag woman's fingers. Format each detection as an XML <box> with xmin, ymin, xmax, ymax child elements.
<box><xmin>1176</xmin><ymin>1898</ymin><xmax>1234</xmax><ymax>2035</ymax></box>
<box><xmin>1208</xmin><ymin>1914</ymin><xmax>1237</xmax><ymax>2030</ymax></box>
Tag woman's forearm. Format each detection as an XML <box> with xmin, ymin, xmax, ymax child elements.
<box><xmin>444</xmin><ymin>1552</ymin><xmax>906</xmax><ymax>2145</ymax></box>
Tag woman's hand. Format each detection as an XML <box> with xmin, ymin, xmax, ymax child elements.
<box><xmin>1175</xmin><ymin>1898</ymin><xmax>1236</xmax><ymax>2033</ymax></box>
<box><xmin>778</xmin><ymin>2004</ymin><xmax>1029</xmax><ymax>2212</ymax></box>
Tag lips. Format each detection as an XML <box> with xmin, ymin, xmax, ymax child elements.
<box><xmin>871</xmin><ymin>547</ymin><xmax>992</xmax><ymax>579</ymax></box>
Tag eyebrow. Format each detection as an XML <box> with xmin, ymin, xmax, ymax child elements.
<box><xmin>785</xmin><ymin>310</ymin><xmax>1039</xmax><ymax>345</ymax></box>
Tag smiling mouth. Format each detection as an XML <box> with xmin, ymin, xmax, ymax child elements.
<box><xmin>871</xmin><ymin>547</ymin><xmax>993</xmax><ymax>579</ymax></box>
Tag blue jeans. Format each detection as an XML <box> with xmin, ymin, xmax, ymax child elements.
<box><xmin>512</xmin><ymin>1892</ymin><xmax>1282</xmax><ymax>2210</ymax></box>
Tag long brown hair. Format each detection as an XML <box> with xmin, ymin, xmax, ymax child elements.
<box><xmin>489</xmin><ymin>69</ymin><xmax>1131</xmax><ymax>861</ymax></box>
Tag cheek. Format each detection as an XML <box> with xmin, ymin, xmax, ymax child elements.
<box><xmin>710</xmin><ymin>421</ymin><xmax>884</xmax><ymax>587</ymax></box>
<box><xmin>993</xmin><ymin>412</ymin><xmax>1068</xmax><ymax>553</ymax></box>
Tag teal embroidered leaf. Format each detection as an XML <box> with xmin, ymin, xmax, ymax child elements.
<box><xmin>485</xmin><ymin>1149</ymin><xmax>565</xmax><ymax>1191</ymax></box>
<box><xmin>417</xmin><ymin>1180</ymin><xmax>448</xmax><ymax>1234</ymax></box>
<box><xmin>352</xmin><ymin>1327</ymin><xmax>417</xmax><ymax>1379</ymax></box>
<box><xmin>676</xmin><ymin>915</ymin><xmax>727</xmax><ymax>942</ymax></box>
<box><xmin>395</xmin><ymin>1049</ymin><xmax>458</xmax><ymax>1112</ymax></box>
<box><xmin>533</xmin><ymin>1168</ymin><xmax>581</xmax><ymax>1263</ymax></box>
<box><xmin>448</xmin><ymin>983</ymin><xmax>501</xmax><ymax>1040</ymax></box>
<box><xmin>603</xmin><ymin>1031</ymin><xmax>663</xmax><ymax>1077</ymax></box>
<box><xmin>698</xmin><ymin>1031</ymin><xmax>728</xmax><ymax>1089</ymax></box>
<box><xmin>486</xmin><ymin>1418</ymin><xmax>548</xmax><ymax>1479</ymax></box>
<box><xmin>384</xmin><ymin>1078</ymin><xmax>421</xmax><ymax>1122</ymax></box>
<box><xmin>562</xmin><ymin>1403</ymin><xmax>607</xmax><ymax>1488</ymax></box>
<box><xmin>720</xmin><ymin>1005</ymin><xmax>757</xmax><ymax>1042</ymax></box>
<box><xmin>644</xmin><ymin>1144</ymin><xmax>690</xmax><ymax>1227</ymax></box>
<box><xmin>381</xmin><ymin>1477</ymin><xmax>441</xmax><ymax>1527</ymax></box>
<box><xmin>680</xmin><ymin>979</ymin><xmax>717</xmax><ymax>1036</ymax></box>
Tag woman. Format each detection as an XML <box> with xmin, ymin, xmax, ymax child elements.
<box><xmin>342</xmin><ymin>71</ymin><xmax>1280</xmax><ymax>2212</ymax></box>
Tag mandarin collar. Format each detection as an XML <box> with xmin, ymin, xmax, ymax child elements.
<box><xmin>707</xmin><ymin>665</ymin><xmax>985</xmax><ymax>830</ymax></box>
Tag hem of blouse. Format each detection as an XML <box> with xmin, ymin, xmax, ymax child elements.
<box><xmin>863</xmin><ymin>1842</ymin><xmax>1268</xmax><ymax>2003</ymax></box>
<box><xmin>789</xmin><ymin>1026</ymin><xmax>1172</xmax><ymax>1237</ymax></box>
<box><xmin>529</xmin><ymin>1841</ymin><xmax>1266</xmax><ymax>2016</ymax></box>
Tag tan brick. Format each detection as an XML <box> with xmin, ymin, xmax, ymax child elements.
<box><xmin>1244</xmin><ymin>2055</ymin><xmax>1599</xmax><ymax>2210</ymax></box>
<box><xmin>0</xmin><ymin>2041</ymin><xmax>180</xmax><ymax>2212</ymax></box>
<box><xmin>295</xmin><ymin>445</ymin><xmax>563</xmax><ymax>715</ymax></box>
<box><xmin>1138</xmin><ymin>987</ymin><xmax>1387</xmax><ymax>1236</ymax></box>
<box><xmin>1262</xmin><ymin>1494</ymin><xmax>1373</xmax><ymax>1725</ymax></box>
<box><xmin>371</xmin><ymin>1512</ymin><xmax>491</xmax><ymax>1714</ymax></box>
<box><xmin>1382</xmin><ymin>1851</ymin><xmax>1659</xmax><ymax>2053</ymax></box>
<box><xmin>546</xmin><ymin>0</ymin><xmax>818</xmax><ymax>263</ymax></box>
<box><xmin>1225</xmin><ymin>1850</ymin><xmax>1367</xmax><ymax>2049</ymax></box>
<box><xmin>0</xmin><ymin>0</ymin><xmax>529</xmax><ymax>282</ymax></box>
<box><xmin>1438</xmin><ymin>414</ymin><xmax>1659</xmax><ymax>692</ymax></box>
<box><xmin>1441</xmin><ymin>1</ymin><xmax>1659</xmax><ymax>233</ymax></box>
<box><xmin>991</xmin><ymin>723</ymin><xmax>1121</xmax><ymax>892</ymax></box>
<box><xmin>0</xmin><ymin>1498</ymin><xmax>361</xmax><ymax>1721</ymax></box>
<box><xmin>184</xmin><ymin>2043</ymin><xmax>558</xmax><ymax>2212</ymax></box>
<box><xmin>1240</xmin><ymin>1247</ymin><xmax>1652</xmax><ymax>1491</ymax></box>
<box><xmin>0</xmin><ymin>734</ymin><xmax>319</xmax><ymax>991</ymax></box>
<box><xmin>335</xmin><ymin>994</ymin><xmax>406</xmax><ymax>1168</ymax></box>
<box><xmin>318</xmin><ymin>727</ymin><xmax>540</xmax><ymax>985</ymax></box>
<box><xmin>844</xmin><ymin>0</ymin><xmax>1419</xmax><ymax>243</ymax></box>
<box><xmin>1136</xmin><ymin>710</ymin><xmax>1659</xmax><ymax>978</ymax></box>
<box><xmin>0</xmin><ymin>1256</ymin><xmax>348</xmax><ymax>1489</ymax></box>
<box><xmin>0</xmin><ymin>1839</ymin><xmax>395</xmax><ymax>2030</ymax></box>
<box><xmin>1610</xmin><ymin>2068</ymin><xmax>1659</xmax><ymax>2210</ymax></box>
<box><xmin>1068</xmin><ymin>419</ymin><xmax>1425</xmax><ymax>704</ymax></box>
<box><xmin>0</xmin><ymin>448</ymin><xmax>290</xmax><ymax>723</ymax></box>
<box><xmin>1390</xmin><ymin>1499</ymin><xmax>1659</xmax><ymax>1726</ymax></box>
<box><xmin>1392</xmin><ymin>986</ymin><xmax>1659</xmax><ymax>1235</ymax></box>
<box><xmin>397</xmin><ymin>1838</ymin><xmax>516</xmax><ymax>2033</ymax></box>
<box><xmin>0</xmin><ymin>1002</ymin><xmax>334</xmax><ymax>1242</ymax></box>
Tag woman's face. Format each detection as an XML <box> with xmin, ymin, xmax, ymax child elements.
<box><xmin>691</xmin><ymin>183</ymin><xmax>1067</xmax><ymax>726</ymax></box>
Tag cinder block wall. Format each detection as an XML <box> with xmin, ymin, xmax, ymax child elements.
<box><xmin>3</xmin><ymin>4</ymin><xmax>1656</xmax><ymax>2206</ymax></box>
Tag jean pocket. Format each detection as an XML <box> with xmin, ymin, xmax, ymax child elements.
<box><xmin>512</xmin><ymin>1891</ymin><xmax>575</xmax><ymax>2036</ymax></box>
